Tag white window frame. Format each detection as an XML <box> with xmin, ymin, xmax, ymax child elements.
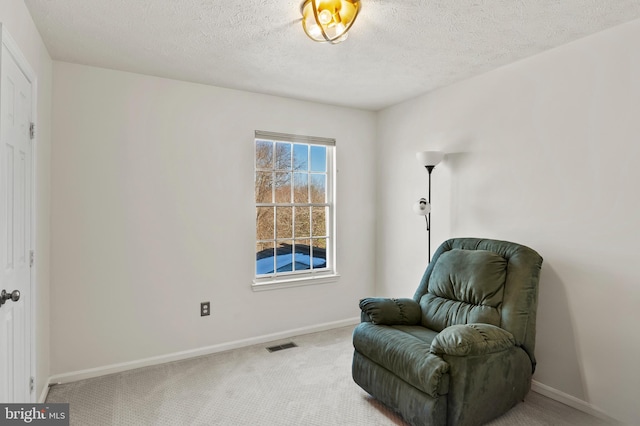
<box><xmin>253</xmin><ymin>130</ymin><xmax>338</xmax><ymax>291</ymax></box>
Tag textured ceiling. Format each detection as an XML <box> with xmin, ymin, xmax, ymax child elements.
<box><xmin>24</xmin><ymin>0</ymin><xmax>640</xmax><ymax>110</ymax></box>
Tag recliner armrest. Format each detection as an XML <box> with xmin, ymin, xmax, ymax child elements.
<box><xmin>430</xmin><ymin>323</ymin><xmax>515</xmax><ymax>356</ymax></box>
<box><xmin>359</xmin><ymin>298</ymin><xmax>421</xmax><ymax>325</ymax></box>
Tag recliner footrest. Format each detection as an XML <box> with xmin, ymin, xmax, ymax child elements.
<box><xmin>353</xmin><ymin>322</ymin><xmax>449</xmax><ymax>398</ymax></box>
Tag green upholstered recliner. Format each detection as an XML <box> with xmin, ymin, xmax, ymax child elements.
<box><xmin>352</xmin><ymin>238</ymin><xmax>543</xmax><ymax>426</ymax></box>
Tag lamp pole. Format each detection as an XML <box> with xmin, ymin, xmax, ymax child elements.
<box><xmin>416</xmin><ymin>150</ymin><xmax>444</xmax><ymax>264</ymax></box>
<box><xmin>426</xmin><ymin>165</ymin><xmax>435</xmax><ymax>262</ymax></box>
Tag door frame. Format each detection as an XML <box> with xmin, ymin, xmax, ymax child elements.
<box><xmin>0</xmin><ymin>23</ymin><xmax>38</xmax><ymax>403</ymax></box>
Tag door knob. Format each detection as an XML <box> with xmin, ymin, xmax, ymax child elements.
<box><xmin>0</xmin><ymin>289</ymin><xmax>20</xmax><ymax>306</ymax></box>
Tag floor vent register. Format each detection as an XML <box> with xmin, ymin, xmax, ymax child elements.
<box><xmin>266</xmin><ymin>342</ymin><xmax>298</xmax><ymax>352</ymax></box>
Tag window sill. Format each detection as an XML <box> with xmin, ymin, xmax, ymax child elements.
<box><xmin>252</xmin><ymin>273</ymin><xmax>340</xmax><ymax>292</ymax></box>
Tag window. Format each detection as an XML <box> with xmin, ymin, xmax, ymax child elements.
<box><xmin>254</xmin><ymin>131</ymin><xmax>336</xmax><ymax>289</ymax></box>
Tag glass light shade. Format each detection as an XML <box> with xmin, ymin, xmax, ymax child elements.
<box><xmin>413</xmin><ymin>198</ymin><xmax>430</xmax><ymax>215</ymax></box>
<box><xmin>416</xmin><ymin>151</ymin><xmax>445</xmax><ymax>167</ymax></box>
<box><xmin>301</xmin><ymin>0</ymin><xmax>360</xmax><ymax>44</ymax></box>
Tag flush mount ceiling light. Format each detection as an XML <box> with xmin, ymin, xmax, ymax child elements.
<box><xmin>301</xmin><ymin>0</ymin><xmax>361</xmax><ymax>44</ymax></box>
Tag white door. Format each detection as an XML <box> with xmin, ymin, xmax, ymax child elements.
<box><xmin>0</xmin><ymin>39</ymin><xmax>33</xmax><ymax>403</ymax></box>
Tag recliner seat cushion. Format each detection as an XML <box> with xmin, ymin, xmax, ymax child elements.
<box><xmin>352</xmin><ymin>322</ymin><xmax>449</xmax><ymax>398</ymax></box>
<box><xmin>421</xmin><ymin>249</ymin><xmax>507</xmax><ymax>332</ymax></box>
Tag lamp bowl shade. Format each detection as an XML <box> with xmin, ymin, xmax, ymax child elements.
<box><xmin>416</xmin><ymin>151</ymin><xmax>445</xmax><ymax>167</ymax></box>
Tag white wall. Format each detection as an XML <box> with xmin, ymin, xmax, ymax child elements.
<box><xmin>376</xmin><ymin>19</ymin><xmax>640</xmax><ymax>424</ymax></box>
<box><xmin>0</xmin><ymin>2</ymin><xmax>52</xmax><ymax>401</ymax></box>
<box><xmin>50</xmin><ymin>62</ymin><xmax>376</xmax><ymax>376</ymax></box>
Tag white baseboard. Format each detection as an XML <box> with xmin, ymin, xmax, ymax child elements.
<box><xmin>531</xmin><ymin>380</ymin><xmax>619</xmax><ymax>423</ymax></box>
<box><xmin>48</xmin><ymin>317</ymin><xmax>360</xmax><ymax>385</ymax></box>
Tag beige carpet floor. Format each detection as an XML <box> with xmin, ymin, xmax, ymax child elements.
<box><xmin>46</xmin><ymin>325</ymin><xmax>611</xmax><ymax>425</ymax></box>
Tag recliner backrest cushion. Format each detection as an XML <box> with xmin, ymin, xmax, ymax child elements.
<box><xmin>420</xmin><ymin>249</ymin><xmax>507</xmax><ymax>332</ymax></box>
